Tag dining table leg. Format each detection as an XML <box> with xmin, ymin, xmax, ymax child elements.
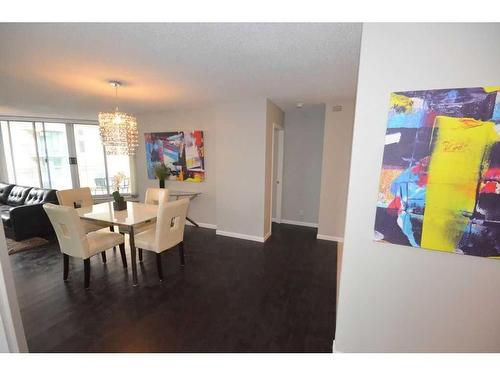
<box><xmin>129</xmin><ymin>226</ymin><xmax>138</xmax><ymax>286</ymax></box>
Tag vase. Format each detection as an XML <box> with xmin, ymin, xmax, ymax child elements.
<box><xmin>159</xmin><ymin>179</ymin><xmax>165</xmax><ymax>188</ymax></box>
<box><xmin>113</xmin><ymin>200</ymin><xmax>127</xmax><ymax>211</ymax></box>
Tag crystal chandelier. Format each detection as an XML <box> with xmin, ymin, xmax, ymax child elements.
<box><xmin>98</xmin><ymin>81</ymin><xmax>139</xmax><ymax>156</ymax></box>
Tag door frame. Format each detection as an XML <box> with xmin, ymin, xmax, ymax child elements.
<box><xmin>270</xmin><ymin>123</ymin><xmax>284</xmax><ymax>226</ymax></box>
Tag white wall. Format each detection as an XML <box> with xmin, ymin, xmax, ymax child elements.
<box><xmin>0</xmin><ymin>226</ymin><xmax>27</xmax><ymax>352</ymax></box>
<box><xmin>281</xmin><ymin>104</ymin><xmax>325</xmax><ymax>225</ymax></box>
<box><xmin>265</xmin><ymin>100</ymin><xmax>284</xmax><ymax>236</ymax></box>
<box><xmin>317</xmin><ymin>101</ymin><xmax>356</xmax><ymax>241</ymax></box>
<box><xmin>336</xmin><ymin>23</ymin><xmax>500</xmax><ymax>352</ymax></box>
<box><xmin>137</xmin><ymin>99</ymin><xmax>276</xmax><ymax>241</ymax></box>
<box><xmin>215</xmin><ymin>99</ymin><xmax>269</xmax><ymax>241</ymax></box>
<box><xmin>135</xmin><ymin>107</ymin><xmax>216</xmax><ymax>227</ymax></box>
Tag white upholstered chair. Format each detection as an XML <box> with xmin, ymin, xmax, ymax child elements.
<box><xmin>56</xmin><ymin>188</ymin><xmax>109</xmax><ymax>233</ymax></box>
<box><xmin>145</xmin><ymin>187</ymin><xmax>169</xmax><ymax>205</ymax></box>
<box><xmin>57</xmin><ymin>187</ymin><xmax>122</xmax><ymax>263</ymax></box>
<box><xmin>43</xmin><ymin>203</ymin><xmax>126</xmax><ymax>289</ymax></box>
<box><xmin>134</xmin><ymin>198</ymin><xmax>189</xmax><ymax>281</ymax></box>
<box><xmin>137</xmin><ymin>187</ymin><xmax>169</xmax><ymax>261</ymax></box>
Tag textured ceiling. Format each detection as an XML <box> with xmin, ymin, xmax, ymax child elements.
<box><xmin>0</xmin><ymin>23</ymin><xmax>362</xmax><ymax>120</ymax></box>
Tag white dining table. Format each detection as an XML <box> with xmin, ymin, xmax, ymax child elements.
<box><xmin>76</xmin><ymin>201</ymin><xmax>158</xmax><ymax>286</ymax></box>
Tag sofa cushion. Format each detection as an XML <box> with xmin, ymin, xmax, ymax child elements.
<box><xmin>6</xmin><ymin>185</ymin><xmax>32</xmax><ymax>206</ymax></box>
<box><xmin>0</xmin><ymin>204</ymin><xmax>11</xmax><ymax>225</ymax></box>
<box><xmin>24</xmin><ymin>187</ymin><xmax>58</xmax><ymax>205</ymax></box>
<box><xmin>0</xmin><ymin>182</ymin><xmax>15</xmax><ymax>204</ymax></box>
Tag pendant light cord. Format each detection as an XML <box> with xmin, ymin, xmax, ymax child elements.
<box><xmin>114</xmin><ymin>83</ymin><xmax>119</xmax><ymax>112</ymax></box>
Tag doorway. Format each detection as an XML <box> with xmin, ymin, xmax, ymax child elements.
<box><xmin>271</xmin><ymin>123</ymin><xmax>284</xmax><ymax>225</ymax></box>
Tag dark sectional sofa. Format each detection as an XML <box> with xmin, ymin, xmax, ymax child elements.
<box><xmin>0</xmin><ymin>182</ymin><xmax>58</xmax><ymax>241</ymax></box>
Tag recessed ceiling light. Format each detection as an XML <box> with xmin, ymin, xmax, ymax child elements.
<box><xmin>296</xmin><ymin>102</ymin><xmax>304</xmax><ymax>108</ymax></box>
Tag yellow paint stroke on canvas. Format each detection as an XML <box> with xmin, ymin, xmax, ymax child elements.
<box><xmin>484</xmin><ymin>86</ymin><xmax>500</xmax><ymax>93</ymax></box>
<box><xmin>421</xmin><ymin>116</ymin><xmax>498</xmax><ymax>252</ymax></box>
<box><xmin>390</xmin><ymin>93</ymin><xmax>413</xmax><ymax>112</ymax></box>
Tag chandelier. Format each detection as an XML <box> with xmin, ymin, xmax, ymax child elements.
<box><xmin>98</xmin><ymin>81</ymin><xmax>139</xmax><ymax>156</ymax></box>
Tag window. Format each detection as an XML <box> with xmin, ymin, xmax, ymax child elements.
<box><xmin>9</xmin><ymin>121</ymin><xmax>41</xmax><ymax>187</ymax></box>
<box><xmin>106</xmin><ymin>154</ymin><xmax>132</xmax><ymax>194</ymax></box>
<box><xmin>0</xmin><ymin>120</ymin><xmax>135</xmax><ymax>196</ymax></box>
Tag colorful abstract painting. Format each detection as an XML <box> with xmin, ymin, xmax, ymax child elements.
<box><xmin>145</xmin><ymin>130</ymin><xmax>205</xmax><ymax>182</ymax></box>
<box><xmin>375</xmin><ymin>86</ymin><xmax>500</xmax><ymax>258</ymax></box>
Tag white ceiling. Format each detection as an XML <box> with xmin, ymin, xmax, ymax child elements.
<box><xmin>0</xmin><ymin>23</ymin><xmax>362</xmax><ymax>120</ymax></box>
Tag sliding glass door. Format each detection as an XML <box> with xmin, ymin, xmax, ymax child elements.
<box><xmin>73</xmin><ymin>124</ymin><xmax>108</xmax><ymax>195</ymax></box>
<box><xmin>35</xmin><ymin>122</ymin><xmax>73</xmax><ymax>190</ymax></box>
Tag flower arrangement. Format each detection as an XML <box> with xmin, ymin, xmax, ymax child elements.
<box><xmin>154</xmin><ymin>163</ymin><xmax>171</xmax><ymax>188</ymax></box>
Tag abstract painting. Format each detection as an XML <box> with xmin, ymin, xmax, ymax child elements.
<box><xmin>375</xmin><ymin>86</ymin><xmax>500</xmax><ymax>258</ymax></box>
<box><xmin>145</xmin><ymin>130</ymin><xmax>205</xmax><ymax>182</ymax></box>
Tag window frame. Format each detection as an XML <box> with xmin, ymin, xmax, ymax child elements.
<box><xmin>0</xmin><ymin>118</ymin><xmax>136</xmax><ymax>197</ymax></box>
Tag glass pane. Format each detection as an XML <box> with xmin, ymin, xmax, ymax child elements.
<box><xmin>74</xmin><ymin>124</ymin><xmax>108</xmax><ymax>195</ymax></box>
<box><xmin>43</xmin><ymin>123</ymin><xmax>72</xmax><ymax>189</ymax></box>
<box><xmin>106</xmin><ymin>154</ymin><xmax>131</xmax><ymax>194</ymax></box>
<box><xmin>0</xmin><ymin>121</ymin><xmax>15</xmax><ymax>183</ymax></box>
<box><xmin>35</xmin><ymin>122</ymin><xmax>50</xmax><ymax>188</ymax></box>
<box><xmin>9</xmin><ymin>121</ymin><xmax>41</xmax><ymax>187</ymax></box>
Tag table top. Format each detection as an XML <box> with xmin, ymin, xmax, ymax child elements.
<box><xmin>169</xmin><ymin>191</ymin><xmax>201</xmax><ymax>197</ymax></box>
<box><xmin>77</xmin><ymin>201</ymin><xmax>158</xmax><ymax>227</ymax></box>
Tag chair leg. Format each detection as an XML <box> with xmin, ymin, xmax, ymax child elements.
<box><xmin>84</xmin><ymin>259</ymin><xmax>90</xmax><ymax>289</ymax></box>
<box><xmin>119</xmin><ymin>243</ymin><xmax>127</xmax><ymax>268</ymax></box>
<box><xmin>101</xmin><ymin>251</ymin><xmax>107</xmax><ymax>263</ymax></box>
<box><xmin>139</xmin><ymin>248</ymin><xmax>143</xmax><ymax>262</ymax></box>
<box><xmin>178</xmin><ymin>241</ymin><xmax>185</xmax><ymax>267</ymax></box>
<box><xmin>63</xmin><ymin>254</ymin><xmax>69</xmax><ymax>281</ymax></box>
<box><xmin>110</xmin><ymin>226</ymin><xmax>117</xmax><ymax>251</ymax></box>
<box><xmin>156</xmin><ymin>253</ymin><xmax>164</xmax><ymax>281</ymax></box>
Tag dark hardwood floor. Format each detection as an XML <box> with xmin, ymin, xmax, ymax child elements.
<box><xmin>9</xmin><ymin>223</ymin><xmax>337</xmax><ymax>352</ymax></box>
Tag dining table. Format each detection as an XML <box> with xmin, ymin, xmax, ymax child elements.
<box><xmin>76</xmin><ymin>201</ymin><xmax>158</xmax><ymax>286</ymax></box>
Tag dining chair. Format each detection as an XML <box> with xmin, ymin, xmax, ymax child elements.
<box><xmin>137</xmin><ymin>187</ymin><xmax>169</xmax><ymax>261</ymax></box>
<box><xmin>56</xmin><ymin>187</ymin><xmax>109</xmax><ymax>232</ymax></box>
<box><xmin>57</xmin><ymin>187</ymin><xmax>121</xmax><ymax>264</ymax></box>
<box><xmin>43</xmin><ymin>203</ymin><xmax>127</xmax><ymax>289</ymax></box>
<box><xmin>145</xmin><ymin>187</ymin><xmax>169</xmax><ymax>205</ymax></box>
<box><xmin>134</xmin><ymin>199</ymin><xmax>189</xmax><ymax>281</ymax></box>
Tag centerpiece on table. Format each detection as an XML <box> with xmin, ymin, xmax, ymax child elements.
<box><xmin>112</xmin><ymin>190</ymin><xmax>127</xmax><ymax>211</ymax></box>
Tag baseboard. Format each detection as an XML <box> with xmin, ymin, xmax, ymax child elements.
<box><xmin>186</xmin><ymin>221</ymin><xmax>217</xmax><ymax>230</ymax></box>
<box><xmin>280</xmin><ymin>219</ymin><xmax>318</xmax><ymax>228</ymax></box>
<box><xmin>332</xmin><ymin>340</ymin><xmax>342</xmax><ymax>353</ymax></box>
<box><xmin>272</xmin><ymin>218</ymin><xmax>281</xmax><ymax>224</ymax></box>
<box><xmin>216</xmin><ymin>230</ymin><xmax>266</xmax><ymax>243</ymax></box>
<box><xmin>317</xmin><ymin>234</ymin><xmax>344</xmax><ymax>242</ymax></box>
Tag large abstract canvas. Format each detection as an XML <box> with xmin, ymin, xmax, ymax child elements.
<box><xmin>375</xmin><ymin>86</ymin><xmax>500</xmax><ymax>258</ymax></box>
<box><xmin>145</xmin><ymin>130</ymin><xmax>205</xmax><ymax>182</ymax></box>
